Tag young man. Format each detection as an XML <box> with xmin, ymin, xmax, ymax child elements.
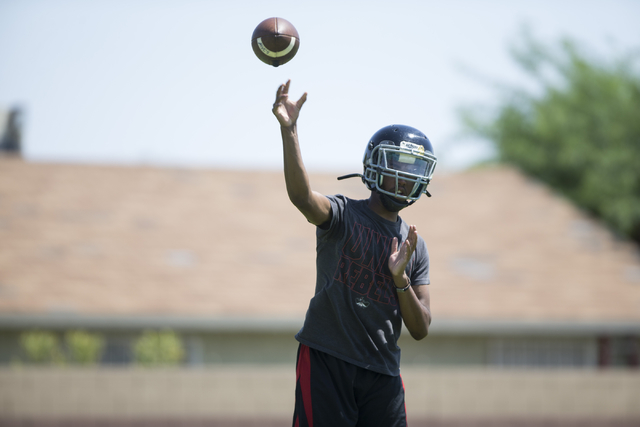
<box><xmin>273</xmin><ymin>80</ymin><xmax>436</xmax><ymax>427</ymax></box>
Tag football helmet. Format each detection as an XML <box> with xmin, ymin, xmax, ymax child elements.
<box><xmin>338</xmin><ymin>124</ymin><xmax>437</xmax><ymax>211</ymax></box>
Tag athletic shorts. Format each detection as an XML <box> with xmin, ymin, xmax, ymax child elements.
<box><xmin>292</xmin><ymin>343</ymin><xmax>407</xmax><ymax>427</ymax></box>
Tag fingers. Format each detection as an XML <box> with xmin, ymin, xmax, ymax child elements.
<box><xmin>393</xmin><ymin>227</ymin><xmax>418</xmax><ymax>255</ymax></box>
<box><xmin>274</xmin><ymin>80</ymin><xmax>289</xmax><ymax>103</ymax></box>
<box><xmin>274</xmin><ymin>80</ymin><xmax>299</xmax><ymax>108</ymax></box>
<box><xmin>273</xmin><ymin>82</ymin><xmax>288</xmax><ymax>115</ymax></box>
<box><xmin>400</xmin><ymin>239</ymin><xmax>412</xmax><ymax>257</ymax></box>
<box><xmin>408</xmin><ymin>225</ymin><xmax>418</xmax><ymax>247</ymax></box>
<box><xmin>273</xmin><ymin>80</ymin><xmax>306</xmax><ymax>126</ymax></box>
<box><xmin>275</xmin><ymin>80</ymin><xmax>305</xmax><ymax>105</ymax></box>
<box><xmin>272</xmin><ymin>94</ymin><xmax>282</xmax><ymax>114</ymax></box>
<box><xmin>274</xmin><ymin>90</ymin><xmax>285</xmax><ymax>104</ymax></box>
<box><xmin>297</xmin><ymin>92</ymin><xmax>308</xmax><ymax>109</ymax></box>
<box><xmin>276</xmin><ymin>79</ymin><xmax>290</xmax><ymax>99</ymax></box>
<box><xmin>402</xmin><ymin>226</ymin><xmax>418</xmax><ymax>256</ymax></box>
<box><xmin>389</xmin><ymin>227</ymin><xmax>419</xmax><ymax>277</ymax></box>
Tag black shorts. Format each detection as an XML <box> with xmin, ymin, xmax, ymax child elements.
<box><xmin>292</xmin><ymin>343</ymin><xmax>407</xmax><ymax>427</ymax></box>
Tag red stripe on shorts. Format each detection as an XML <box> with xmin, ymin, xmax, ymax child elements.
<box><xmin>296</xmin><ymin>344</ymin><xmax>313</xmax><ymax>427</ymax></box>
<box><xmin>400</xmin><ymin>373</ymin><xmax>407</xmax><ymax>425</ymax></box>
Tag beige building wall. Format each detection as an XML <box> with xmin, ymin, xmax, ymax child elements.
<box><xmin>0</xmin><ymin>367</ymin><xmax>639</xmax><ymax>422</ymax></box>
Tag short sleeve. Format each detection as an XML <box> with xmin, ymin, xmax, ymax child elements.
<box><xmin>317</xmin><ymin>195</ymin><xmax>348</xmax><ymax>242</ymax></box>
<box><xmin>409</xmin><ymin>235</ymin><xmax>430</xmax><ymax>286</ymax></box>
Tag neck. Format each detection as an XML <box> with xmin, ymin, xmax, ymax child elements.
<box><xmin>367</xmin><ymin>192</ymin><xmax>399</xmax><ymax>222</ymax></box>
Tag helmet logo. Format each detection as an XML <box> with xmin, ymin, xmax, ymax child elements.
<box><xmin>400</xmin><ymin>141</ymin><xmax>425</xmax><ymax>154</ymax></box>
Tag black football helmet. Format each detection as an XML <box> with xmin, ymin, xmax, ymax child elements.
<box><xmin>338</xmin><ymin>124</ymin><xmax>437</xmax><ymax>211</ymax></box>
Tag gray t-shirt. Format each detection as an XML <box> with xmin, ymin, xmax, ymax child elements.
<box><xmin>295</xmin><ymin>195</ymin><xmax>430</xmax><ymax>376</ymax></box>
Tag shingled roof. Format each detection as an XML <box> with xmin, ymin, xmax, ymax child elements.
<box><xmin>1</xmin><ymin>158</ymin><xmax>639</xmax><ymax>332</ymax></box>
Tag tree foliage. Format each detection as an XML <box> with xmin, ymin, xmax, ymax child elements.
<box><xmin>133</xmin><ymin>330</ymin><xmax>185</xmax><ymax>366</ymax></box>
<box><xmin>19</xmin><ymin>330</ymin><xmax>105</xmax><ymax>365</ymax></box>
<box><xmin>460</xmin><ymin>33</ymin><xmax>640</xmax><ymax>243</ymax></box>
<box><xmin>65</xmin><ymin>330</ymin><xmax>105</xmax><ymax>365</ymax></box>
<box><xmin>20</xmin><ymin>331</ymin><xmax>65</xmax><ymax>365</ymax></box>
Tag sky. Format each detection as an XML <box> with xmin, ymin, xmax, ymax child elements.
<box><xmin>1</xmin><ymin>0</ymin><xmax>639</xmax><ymax>174</ymax></box>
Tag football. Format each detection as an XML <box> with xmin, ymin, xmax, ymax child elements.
<box><xmin>251</xmin><ymin>17</ymin><xmax>300</xmax><ymax>67</ymax></box>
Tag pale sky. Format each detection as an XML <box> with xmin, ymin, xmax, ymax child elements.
<box><xmin>1</xmin><ymin>0</ymin><xmax>638</xmax><ymax>173</ymax></box>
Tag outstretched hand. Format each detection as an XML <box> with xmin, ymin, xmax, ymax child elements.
<box><xmin>272</xmin><ymin>80</ymin><xmax>307</xmax><ymax>128</ymax></box>
<box><xmin>389</xmin><ymin>225</ymin><xmax>418</xmax><ymax>280</ymax></box>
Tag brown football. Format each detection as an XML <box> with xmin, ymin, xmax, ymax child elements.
<box><xmin>251</xmin><ymin>17</ymin><xmax>300</xmax><ymax>67</ymax></box>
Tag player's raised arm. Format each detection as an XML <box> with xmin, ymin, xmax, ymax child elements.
<box><xmin>273</xmin><ymin>80</ymin><xmax>331</xmax><ymax>226</ymax></box>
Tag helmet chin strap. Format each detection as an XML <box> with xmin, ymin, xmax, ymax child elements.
<box><xmin>337</xmin><ymin>173</ymin><xmax>363</xmax><ymax>181</ymax></box>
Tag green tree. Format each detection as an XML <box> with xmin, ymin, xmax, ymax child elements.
<box><xmin>460</xmin><ymin>33</ymin><xmax>640</xmax><ymax>243</ymax></box>
<box><xmin>20</xmin><ymin>331</ymin><xmax>65</xmax><ymax>365</ymax></box>
<box><xmin>65</xmin><ymin>330</ymin><xmax>105</xmax><ymax>365</ymax></box>
<box><xmin>133</xmin><ymin>330</ymin><xmax>185</xmax><ymax>366</ymax></box>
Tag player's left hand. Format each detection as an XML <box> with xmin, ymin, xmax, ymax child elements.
<box><xmin>389</xmin><ymin>225</ymin><xmax>418</xmax><ymax>280</ymax></box>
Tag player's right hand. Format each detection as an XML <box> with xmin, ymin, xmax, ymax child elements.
<box><xmin>273</xmin><ymin>80</ymin><xmax>307</xmax><ymax>128</ymax></box>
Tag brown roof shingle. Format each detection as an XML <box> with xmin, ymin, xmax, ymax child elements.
<box><xmin>1</xmin><ymin>158</ymin><xmax>639</xmax><ymax>324</ymax></box>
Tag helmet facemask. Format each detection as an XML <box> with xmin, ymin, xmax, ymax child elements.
<box><xmin>364</xmin><ymin>141</ymin><xmax>437</xmax><ymax>203</ymax></box>
<box><xmin>336</xmin><ymin>125</ymin><xmax>438</xmax><ymax>210</ymax></box>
